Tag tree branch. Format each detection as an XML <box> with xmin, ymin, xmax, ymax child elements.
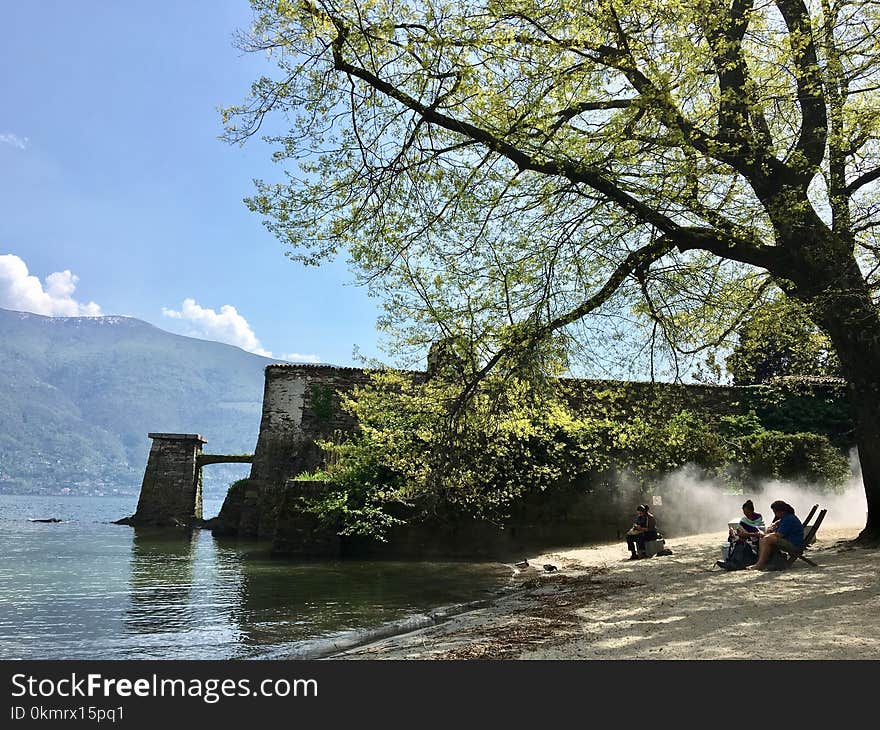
<box><xmin>448</xmin><ymin>238</ymin><xmax>679</xmax><ymax>415</ymax></box>
<box><xmin>664</xmin><ymin>226</ymin><xmax>789</xmax><ymax>273</ymax></box>
<box><xmin>846</xmin><ymin>166</ymin><xmax>880</xmax><ymax>196</ymax></box>
<box><xmin>704</xmin><ymin>0</ymin><xmax>756</xmax><ymax>149</ymax></box>
<box><xmin>774</xmin><ymin>0</ymin><xmax>828</xmax><ymax>178</ymax></box>
<box><xmin>324</xmin><ymin>13</ymin><xmax>683</xmax><ymax>236</ymax></box>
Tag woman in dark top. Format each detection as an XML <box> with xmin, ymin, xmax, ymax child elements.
<box><xmin>625</xmin><ymin>504</ymin><xmax>658</xmax><ymax>560</ymax></box>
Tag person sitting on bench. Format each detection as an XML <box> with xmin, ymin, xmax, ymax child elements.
<box><xmin>626</xmin><ymin>504</ymin><xmax>658</xmax><ymax>560</ymax></box>
<box><xmin>747</xmin><ymin>500</ymin><xmax>804</xmax><ymax>570</ymax></box>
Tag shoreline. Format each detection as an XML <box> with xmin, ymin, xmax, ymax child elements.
<box><xmin>326</xmin><ymin>526</ymin><xmax>880</xmax><ymax>659</ymax></box>
<box><xmin>280</xmin><ymin>571</ymin><xmax>548</xmax><ymax>659</ymax></box>
<box><xmin>278</xmin><ymin>596</ymin><xmax>505</xmax><ymax>660</ymax></box>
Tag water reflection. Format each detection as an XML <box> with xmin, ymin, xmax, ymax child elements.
<box><xmin>126</xmin><ymin>529</ymin><xmax>198</xmax><ymax>635</ymax></box>
<box><xmin>0</xmin><ymin>502</ymin><xmax>132</xmax><ymax>659</ymax></box>
<box><xmin>2</xmin><ymin>496</ymin><xmax>514</xmax><ymax>659</ymax></box>
<box><xmin>122</xmin><ymin>534</ymin><xmax>501</xmax><ymax>657</ymax></box>
<box><xmin>229</xmin><ymin>555</ymin><xmax>514</xmax><ymax>655</ymax></box>
<box><xmin>124</xmin><ymin>529</ymin><xmax>248</xmax><ymax>658</ymax></box>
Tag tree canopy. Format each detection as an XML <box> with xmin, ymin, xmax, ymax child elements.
<box><xmin>225</xmin><ymin>0</ymin><xmax>880</xmax><ymax>540</ymax></box>
<box><xmin>726</xmin><ymin>296</ymin><xmax>841</xmax><ymax>384</ymax></box>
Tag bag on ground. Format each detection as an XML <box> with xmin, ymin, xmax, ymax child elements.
<box><xmin>718</xmin><ymin>540</ymin><xmax>757</xmax><ymax>570</ymax></box>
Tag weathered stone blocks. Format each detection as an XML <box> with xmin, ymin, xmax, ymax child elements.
<box><xmin>118</xmin><ymin>433</ymin><xmax>206</xmax><ymax>527</ymax></box>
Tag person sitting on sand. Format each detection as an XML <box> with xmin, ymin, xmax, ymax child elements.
<box><xmin>626</xmin><ymin>504</ymin><xmax>658</xmax><ymax>560</ymax></box>
<box><xmin>732</xmin><ymin>499</ymin><xmax>765</xmax><ymax>549</ymax></box>
<box><xmin>747</xmin><ymin>500</ymin><xmax>804</xmax><ymax>570</ymax></box>
<box><xmin>716</xmin><ymin>499</ymin><xmax>765</xmax><ymax>570</ymax></box>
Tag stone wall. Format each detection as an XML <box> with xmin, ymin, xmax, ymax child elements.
<box><xmin>212</xmin><ymin>364</ymin><xmax>852</xmax><ymax>556</ymax></box>
<box><xmin>272</xmin><ymin>479</ymin><xmax>342</xmax><ymax>557</ymax></box>
<box><xmin>218</xmin><ymin>365</ymin><xmax>425</xmax><ymax>540</ymax></box>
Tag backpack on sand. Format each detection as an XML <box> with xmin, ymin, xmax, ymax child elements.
<box><xmin>717</xmin><ymin>540</ymin><xmax>757</xmax><ymax>571</ymax></box>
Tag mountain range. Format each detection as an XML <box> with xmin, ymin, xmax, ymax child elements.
<box><xmin>0</xmin><ymin>307</ymin><xmax>282</xmax><ymax>496</ymax></box>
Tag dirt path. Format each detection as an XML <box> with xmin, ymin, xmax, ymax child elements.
<box><xmin>332</xmin><ymin>526</ymin><xmax>880</xmax><ymax>659</ymax></box>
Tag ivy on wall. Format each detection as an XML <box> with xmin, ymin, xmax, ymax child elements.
<box><xmin>290</xmin><ymin>371</ymin><xmax>853</xmax><ymax>541</ymax></box>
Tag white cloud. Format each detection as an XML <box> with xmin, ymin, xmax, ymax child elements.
<box><xmin>0</xmin><ymin>254</ymin><xmax>102</xmax><ymax>316</ymax></box>
<box><xmin>0</xmin><ymin>132</ymin><xmax>29</xmax><ymax>150</ymax></box>
<box><xmin>280</xmin><ymin>352</ymin><xmax>322</xmax><ymax>363</ymax></box>
<box><xmin>162</xmin><ymin>298</ymin><xmax>273</xmax><ymax>356</ymax></box>
<box><xmin>162</xmin><ymin>298</ymin><xmax>322</xmax><ymax>361</ymax></box>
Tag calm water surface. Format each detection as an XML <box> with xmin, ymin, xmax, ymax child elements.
<box><xmin>0</xmin><ymin>495</ymin><xmax>513</xmax><ymax>659</ymax></box>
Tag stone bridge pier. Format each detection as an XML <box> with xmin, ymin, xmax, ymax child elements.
<box><xmin>120</xmin><ymin>433</ymin><xmax>208</xmax><ymax>527</ymax></box>
<box><xmin>116</xmin><ymin>433</ymin><xmax>255</xmax><ymax>528</ymax></box>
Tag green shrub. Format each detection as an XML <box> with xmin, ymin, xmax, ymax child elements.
<box><xmin>738</xmin><ymin>431</ymin><xmax>851</xmax><ymax>489</ymax></box>
<box><xmin>293</xmin><ymin>435</ymin><xmax>408</xmax><ymax>542</ymax></box>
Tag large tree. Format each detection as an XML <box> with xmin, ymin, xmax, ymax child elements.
<box><xmin>224</xmin><ymin>0</ymin><xmax>880</xmax><ymax>543</ymax></box>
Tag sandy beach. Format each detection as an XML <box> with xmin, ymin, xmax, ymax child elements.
<box><xmin>332</xmin><ymin>526</ymin><xmax>880</xmax><ymax>659</ymax></box>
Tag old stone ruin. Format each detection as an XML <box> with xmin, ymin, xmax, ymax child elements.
<box><xmin>118</xmin><ymin>354</ymin><xmax>852</xmax><ymax>559</ymax></box>
<box><xmin>115</xmin><ymin>433</ymin><xmax>252</xmax><ymax>528</ymax></box>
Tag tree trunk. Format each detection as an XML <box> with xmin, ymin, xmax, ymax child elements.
<box><xmin>850</xmin><ymin>396</ymin><xmax>880</xmax><ymax>544</ymax></box>
<box><xmin>824</xmin><ymin>331</ymin><xmax>880</xmax><ymax>545</ymax></box>
<box><xmin>788</xmin><ymin>249</ymin><xmax>880</xmax><ymax>544</ymax></box>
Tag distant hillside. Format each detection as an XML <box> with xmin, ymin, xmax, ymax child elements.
<box><xmin>0</xmin><ymin>307</ymin><xmax>280</xmax><ymax>495</ymax></box>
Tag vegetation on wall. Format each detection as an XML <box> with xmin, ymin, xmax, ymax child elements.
<box><xmin>308</xmin><ymin>384</ymin><xmax>336</xmax><ymax>424</ymax></box>
<box><xmin>292</xmin><ymin>372</ymin><xmax>852</xmax><ymax>541</ymax></box>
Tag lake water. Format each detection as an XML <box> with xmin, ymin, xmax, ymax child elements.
<box><xmin>0</xmin><ymin>495</ymin><xmax>514</xmax><ymax>659</ymax></box>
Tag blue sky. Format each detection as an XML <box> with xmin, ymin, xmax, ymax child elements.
<box><xmin>0</xmin><ymin>0</ymin><xmax>382</xmax><ymax>365</ymax></box>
